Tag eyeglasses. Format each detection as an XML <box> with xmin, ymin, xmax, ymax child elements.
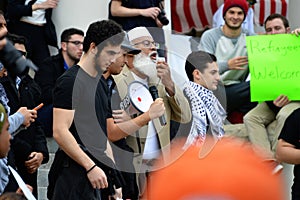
<box><xmin>65</xmin><ymin>41</ymin><xmax>83</xmax><ymax>46</ymax></box>
<box><xmin>133</xmin><ymin>40</ymin><xmax>159</xmax><ymax>48</ymax></box>
<box><xmin>18</xmin><ymin>50</ymin><xmax>27</xmax><ymax>57</ymax></box>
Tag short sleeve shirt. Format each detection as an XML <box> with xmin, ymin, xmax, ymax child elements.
<box><xmin>53</xmin><ymin>65</ymin><xmax>107</xmax><ymax>156</ymax></box>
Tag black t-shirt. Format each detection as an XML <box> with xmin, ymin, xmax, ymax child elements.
<box><xmin>108</xmin><ymin>0</ymin><xmax>159</xmax><ymax>31</ymax></box>
<box><xmin>278</xmin><ymin>108</ymin><xmax>300</xmax><ymax>195</ymax></box>
<box><xmin>53</xmin><ymin>65</ymin><xmax>108</xmax><ymax>157</ymax></box>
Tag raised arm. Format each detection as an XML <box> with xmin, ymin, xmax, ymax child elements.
<box><xmin>107</xmin><ymin>98</ymin><xmax>165</xmax><ymax>141</ymax></box>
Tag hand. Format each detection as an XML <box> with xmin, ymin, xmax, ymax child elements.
<box><xmin>112</xmin><ymin>110</ymin><xmax>131</xmax><ymax>123</ymax></box>
<box><xmin>291</xmin><ymin>28</ymin><xmax>300</xmax><ymax>37</ymax></box>
<box><xmin>87</xmin><ymin>166</ymin><xmax>108</xmax><ymax>189</ymax></box>
<box><xmin>34</xmin><ymin>0</ymin><xmax>59</xmax><ymax>10</ymax></box>
<box><xmin>25</xmin><ymin>152</ymin><xmax>44</xmax><ymax>174</ymax></box>
<box><xmin>148</xmin><ymin>98</ymin><xmax>165</xmax><ymax>120</ymax></box>
<box><xmin>228</xmin><ymin>56</ymin><xmax>248</xmax><ymax>70</ymax></box>
<box><xmin>156</xmin><ymin>61</ymin><xmax>175</xmax><ymax>96</ymax></box>
<box><xmin>141</xmin><ymin>7</ymin><xmax>161</xmax><ymax>19</ymax></box>
<box><xmin>16</xmin><ymin>184</ymin><xmax>33</xmax><ymax>195</ymax></box>
<box><xmin>273</xmin><ymin>95</ymin><xmax>290</xmax><ymax>107</ymax></box>
<box><xmin>155</xmin><ymin>18</ymin><xmax>164</xmax><ymax>28</ymax></box>
<box><xmin>17</xmin><ymin>107</ymin><xmax>37</xmax><ymax>127</ymax></box>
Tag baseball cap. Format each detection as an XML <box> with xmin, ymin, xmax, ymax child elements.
<box><xmin>121</xmin><ymin>32</ymin><xmax>141</xmax><ymax>55</ymax></box>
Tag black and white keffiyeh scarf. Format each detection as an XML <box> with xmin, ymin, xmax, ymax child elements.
<box><xmin>183</xmin><ymin>81</ymin><xmax>226</xmax><ymax>149</ymax></box>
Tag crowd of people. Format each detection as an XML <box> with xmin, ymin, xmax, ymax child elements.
<box><xmin>0</xmin><ymin>0</ymin><xmax>299</xmax><ymax>199</ymax></box>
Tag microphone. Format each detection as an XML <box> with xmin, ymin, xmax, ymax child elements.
<box><xmin>149</xmin><ymin>85</ymin><xmax>167</xmax><ymax>126</ymax></box>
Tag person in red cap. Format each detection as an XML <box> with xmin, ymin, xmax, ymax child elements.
<box><xmin>213</xmin><ymin>0</ymin><xmax>256</xmax><ymax>34</ymax></box>
<box><xmin>200</xmin><ymin>0</ymin><xmax>257</xmax><ymax>124</ymax></box>
<box><xmin>222</xmin><ymin>0</ymin><xmax>249</xmax><ymax>19</ymax></box>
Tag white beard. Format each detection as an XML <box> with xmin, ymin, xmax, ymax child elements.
<box><xmin>133</xmin><ymin>53</ymin><xmax>160</xmax><ymax>85</ymax></box>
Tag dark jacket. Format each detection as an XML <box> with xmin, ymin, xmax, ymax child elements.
<box><xmin>0</xmin><ymin>74</ymin><xmax>49</xmax><ymax>164</ymax></box>
<box><xmin>1</xmin><ymin>74</ymin><xmax>49</xmax><ymax>197</ymax></box>
<box><xmin>34</xmin><ymin>50</ymin><xmax>66</xmax><ymax>105</ymax></box>
<box><xmin>6</xmin><ymin>0</ymin><xmax>58</xmax><ymax>47</ymax></box>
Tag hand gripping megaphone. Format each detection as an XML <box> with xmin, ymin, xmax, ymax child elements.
<box><xmin>119</xmin><ymin>81</ymin><xmax>167</xmax><ymax>126</ymax></box>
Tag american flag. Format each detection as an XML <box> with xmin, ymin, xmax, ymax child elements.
<box><xmin>171</xmin><ymin>0</ymin><xmax>288</xmax><ymax>33</ymax></box>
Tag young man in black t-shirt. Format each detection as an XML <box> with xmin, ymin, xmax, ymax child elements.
<box><xmin>48</xmin><ymin>20</ymin><xmax>165</xmax><ymax>200</ymax></box>
<box><xmin>276</xmin><ymin>108</ymin><xmax>300</xmax><ymax>200</ymax></box>
<box><xmin>102</xmin><ymin>34</ymin><xmax>141</xmax><ymax>200</ymax></box>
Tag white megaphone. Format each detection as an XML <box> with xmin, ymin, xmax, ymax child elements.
<box><xmin>120</xmin><ymin>81</ymin><xmax>153</xmax><ymax>116</ymax></box>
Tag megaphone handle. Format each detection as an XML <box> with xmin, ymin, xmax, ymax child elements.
<box><xmin>159</xmin><ymin>113</ymin><xmax>167</xmax><ymax>126</ymax></box>
<box><xmin>149</xmin><ymin>85</ymin><xmax>167</xmax><ymax>126</ymax></box>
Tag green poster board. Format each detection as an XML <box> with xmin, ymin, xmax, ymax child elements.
<box><xmin>246</xmin><ymin>34</ymin><xmax>300</xmax><ymax>102</ymax></box>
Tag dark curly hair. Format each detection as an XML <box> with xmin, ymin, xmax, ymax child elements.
<box><xmin>83</xmin><ymin>20</ymin><xmax>124</xmax><ymax>53</ymax></box>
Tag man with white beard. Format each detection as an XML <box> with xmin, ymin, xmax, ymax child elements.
<box><xmin>113</xmin><ymin>26</ymin><xmax>191</xmax><ymax>198</ymax></box>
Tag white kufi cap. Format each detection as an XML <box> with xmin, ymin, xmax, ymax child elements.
<box><xmin>127</xmin><ymin>27</ymin><xmax>152</xmax><ymax>42</ymax></box>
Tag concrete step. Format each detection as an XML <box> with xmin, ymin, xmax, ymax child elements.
<box><xmin>46</xmin><ymin>137</ymin><xmax>58</xmax><ymax>153</ymax></box>
<box><xmin>38</xmin><ymin>137</ymin><xmax>57</xmax><ymax>200</ymax></box>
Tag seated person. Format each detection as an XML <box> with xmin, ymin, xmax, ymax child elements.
<box><xmin>243</xmin><ymin>14</ymin><xmax>300</xmax><ymax>174</ymax></box>
<box><xmin>34</xmin><ymin>28</ymin><xmax>84</xmax><ymax>136</ymax></box>
<box><xmin>212</xmin><ymin>0</ymin><xmax>256</xmax><ymax>34</ymax></box>
<box><xmin>199</xmin><ymin>0</ymin><xmax>257</xmax><ymax>123</ymax></box>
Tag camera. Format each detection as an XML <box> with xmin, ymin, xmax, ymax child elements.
<box><xmin>157</xmin><ymin>1</ymin><xmax>169</xmax><ymax>25</ymax></box>
<box><xmin>0</xmin><ymin>39</ymin><xmax>38</xmax><ymax>75</ymax></box>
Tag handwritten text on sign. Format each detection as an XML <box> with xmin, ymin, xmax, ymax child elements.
<box><xmin>246</xmin><ymin>34</ymin><xmax>300</xmax><ymax>102</ymax></box>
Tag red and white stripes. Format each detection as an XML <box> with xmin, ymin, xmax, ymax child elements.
<box><xmin>171</xmin><ymin>0</ymin><xmax>288</xmax><ymax>33</ymax></box>
<box><xmin>254</xmin><ymin>0</ymin><xmax>288</xmax><ymax>26</ymax></box>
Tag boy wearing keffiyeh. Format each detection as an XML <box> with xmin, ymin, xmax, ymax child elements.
<box><xmin>183</xmin><ymin>51</ymin><xmax>227</xmax><ymax>149</ymax></box>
